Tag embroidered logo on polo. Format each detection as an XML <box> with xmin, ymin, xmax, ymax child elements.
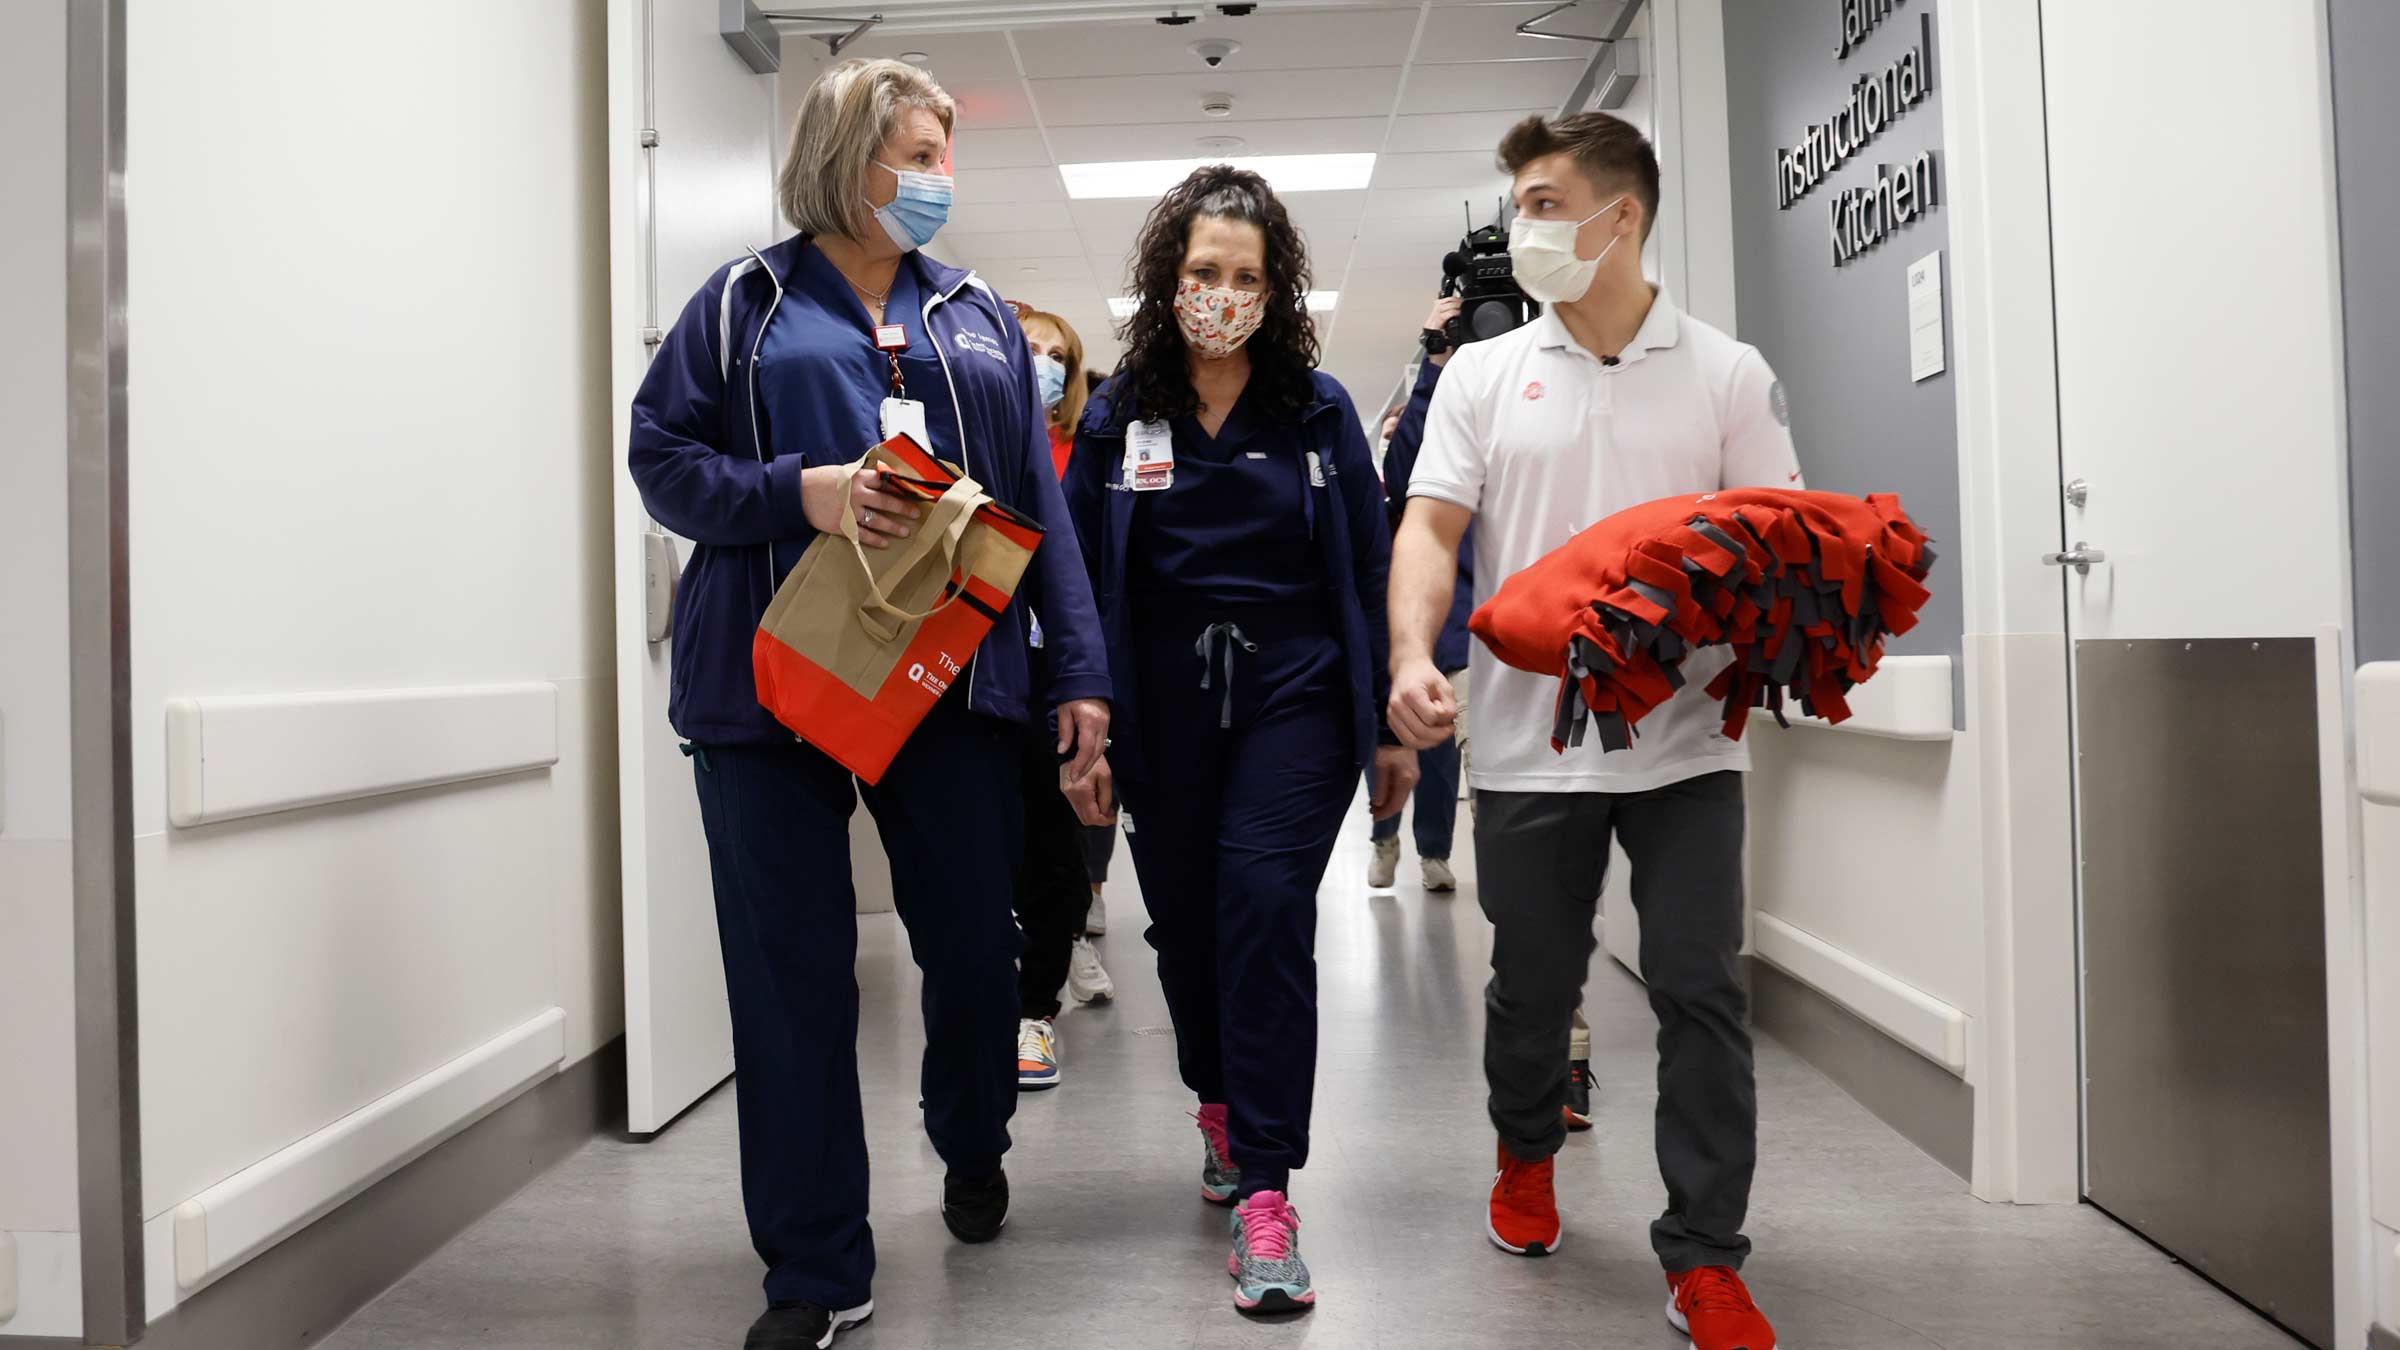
<box><xmin>953</xmin><ymin>330</ymin><xmax>1012</xmax><ymax>364</ymax></box>
<box><xmin>1524</xmin><ymin>381</ymin><xmax>1547</xmax><ymax>402</ymax></box>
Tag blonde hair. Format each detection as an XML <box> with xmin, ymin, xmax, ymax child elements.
<box><xmin>778</xmin><ymin>58</ymin><xmax>956</xmax><ymax>240</ymax></box>
<box><xmin>1020</xmin><ymin>309</ymin><xmax>1089</xmax><ymax>432</ymax></box>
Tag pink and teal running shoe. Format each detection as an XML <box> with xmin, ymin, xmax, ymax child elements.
<box><xmin>1228</xmin><ymin>1190</ymin><xmax>1315</xmax><ymax>1314</ymax></box>
<box><xmin>1193</xmin><ymin>1104</ymin><xmax>1240</xmax><ymax>1205</ymax></box>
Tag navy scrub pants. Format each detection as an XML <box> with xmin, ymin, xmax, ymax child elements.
<box><xmin>690</xmin><ymin>689</ymin><xmax>1024</xmax><ymax>1311</ymax></box>
<box><xmin>1117</xmin><ymin>610</ymin><xmax>1355</xmax><ymax>1198</ymax></box>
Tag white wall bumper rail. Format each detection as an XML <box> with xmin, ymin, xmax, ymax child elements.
<box><xmin>1754</xmin><ymin>912</ymin><xmax>1969</xmax><ymax>1075</ymax></box>
<box><xmin>1782</xmin><ymin>654</ymin><xmax>1954</xmax><ymax>741</ymax></box>
<box><xmin>166</xmin><ymin>683</ymin><xmax>559</xmax><ymax>827</ymax></box>
<box><xmin>170</xmin><ymin>1007</ymin><xmax>565</xmax><ymax>1294</ymax></box>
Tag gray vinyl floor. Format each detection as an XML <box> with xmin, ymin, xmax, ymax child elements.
<box><xmin>322</xmin><ymin>807</ymin><xmax>2300</xmax><ymax>1350</ymax></box>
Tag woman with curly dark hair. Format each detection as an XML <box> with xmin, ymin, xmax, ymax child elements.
<box><xmin>1060</xmin><ymin>165</ymin><xmax>1419</xmax><ymax>1315</ymax></box>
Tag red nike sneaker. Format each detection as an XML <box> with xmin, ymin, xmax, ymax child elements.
<box><xmin>1485</xmin><ymin>1141</ymin><xmax>1562</xmax><ymax>1256</ymax></box>
<box><xmin>1667</xmin><ymin>1266</ymin><xmax>1777</xmax><ymax>1350</ymax></box>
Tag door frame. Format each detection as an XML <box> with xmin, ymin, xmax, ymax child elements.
<box><xmin>1946</xmin><ymin>0</ymin><xmax>2377</xmax><ymax>1339</ymax></box>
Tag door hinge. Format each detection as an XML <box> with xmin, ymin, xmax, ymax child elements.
<box><xmin>640</xmin><ymin>325</ymin><xmax>664</xmax><ymax>348</ymax></box>
<box><xmin>640</xmin><ymin>127</ymin><xmax>659</xmax><ymax>148</ymax></box>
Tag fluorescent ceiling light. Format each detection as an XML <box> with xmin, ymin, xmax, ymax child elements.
<box><xmin>1109</xmin><ymin>290</ymin><xmax>1338</xmax><ymax>320</ymax></box>
<box><xmin>1061</xmin><ymin>154</ymin><xmax>1376</xmax><ymax>200</ymax></box>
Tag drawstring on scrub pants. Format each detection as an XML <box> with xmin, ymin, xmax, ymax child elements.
<box><xmin>1194</xmin><ymin>622</ymin><xmax>1258</xmax><ymax>729</ymax></box>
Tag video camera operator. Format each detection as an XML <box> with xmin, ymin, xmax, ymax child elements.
<box><xmin>1364</xmin><ymin>292</ymin><xmax>1470</xmax><ymax>893</ymax></box>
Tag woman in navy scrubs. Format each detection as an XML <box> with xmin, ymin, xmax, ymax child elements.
<box><xmin>1062</xmin><ymin>166</ymin><xmax>1419</xmax><ymax>1316</ymax></box>
<box><xmin>627</xmin><ymin>59</ymin><xmax>1109</xmax><ymax>1350</ymax></box>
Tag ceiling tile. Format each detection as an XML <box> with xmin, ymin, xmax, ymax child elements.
<box><xmin>1385</xmin><ymin>109</ymin><xmax>1525</xmax><ymax>156</ymax></box>
<box><xmin>1370</xmin><ymin>151</ymin><xmax>1517</xmax><ymax>192</ymax></box>
<box><xmin>1029</xmin><ymin>66</ymin><xmax>1403</xmax><ymax>127</ymax></box>
<box><xmin>977</xmin><ymin>255</ymin><xmax>1099</xmax><ymax>286</ymax></box>
<box><xmin>941</xmin><ymin>228</ymin><xmax>1088</xmax><ymax>259</ymax></box>
<box><xmin>956</xmin><ymin>165</ymin><xmax>1069</xmax><ymax>205</ymax></box>
<box><xmin>1016</xmin><ymin>9</ymin><xmax>1420</xmax><ymax>77</ymax></box>
<box><xmin>954</xmin><ymin>126</ymin><xmax>1055</xmax><ymax>170</ymax></box>
<box><xmin>1401</xmin><ymin>57</ymin><xmax>1583</xmax><ymax>114</ymax></box>
<box><xmin>1047</xmin><ymin>117</ymin><xmax>1389</xmax><ymax>162</ymax></box>
<box><xmin>1414</xmin><ymin>4</ymin><xmax>1596</xmax><ymax>63</ymax></box>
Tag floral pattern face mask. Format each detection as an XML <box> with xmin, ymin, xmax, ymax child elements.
<box><xmin>1174</xmin><ymin>277</ymin><xmax>1269</xmax><ymax>358</ymax></box>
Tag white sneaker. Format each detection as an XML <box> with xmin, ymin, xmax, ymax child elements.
<box><xmin>1066</xmin><ymin>936</ymin><xmax>1115</xmax><ymax>1005</ymax></box>
<box><xmin>1085</xmin><ymin>890</ymin><xmax>1108</xmax><ymax>936</ymax></box>
<box><xmin>1421</xmin><ymin>856</ymin><xmax>1457</xmax><ymax>892</ymax></box>
<box><xmin>1367</xmin><ymin>837</ymin><xmax>1400</xmax><ymax>889</ymax></box>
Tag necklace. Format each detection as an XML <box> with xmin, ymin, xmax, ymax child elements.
<box><xmin>833</xmin><ymin>263</ymin><xmax>893</xmax><ymax>305</ymax></box>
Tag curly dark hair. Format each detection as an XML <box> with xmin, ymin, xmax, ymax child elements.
<box><xmin>1109</xmin><ymin>165</ymin><xmax>1320</xmax><ymax>428</ymax></box>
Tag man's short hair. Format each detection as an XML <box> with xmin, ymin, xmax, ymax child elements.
<box><xmin>1498</xmin><ymin>112</ymin><xmax>1661</xmax><ymax>240</ymax></box>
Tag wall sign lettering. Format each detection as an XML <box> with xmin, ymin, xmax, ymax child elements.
<box><xmin>1829</xmin><ymin>152</ymin><xmax>1938</xmax><ymax>267</ymax></box>
<box><xmin>1837</xmin><ymin>0</ymin><xmax>1906</xmax><ymax>61</ymax></box>
<box><xmin>1777</xmin><ymin>10</ymin><xmax>1932</xmax><ymax>210</ymax></box>
<box><xmin>1775</xmin><ymin>2</ymin><xmax>1940</xmax><ymax>268</ymax></box>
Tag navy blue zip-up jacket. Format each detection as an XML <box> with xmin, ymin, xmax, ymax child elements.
<box><xmin>1379</xmin><ymin>359</ymin><xmax>1475</xmax><ymax>673</ymax></box>
<box><xmin>628</xmin><ymin>237</ymin><xmax>1109</xmax><ymax>744</ymax></box>
<box><xmin>1064</xmin><ymin>370</ymin><xmax>1398</xmax><ymax>784</ymax></box>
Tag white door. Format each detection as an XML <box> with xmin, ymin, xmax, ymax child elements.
<box><xmin>2043</xmin><ymin>3</ymin><xmax>2351</xmax><ymax>1343</ymax></box>
<box><xmin>606</xmin><ymin>0</ymin><xmax>777</xmax><ymax>1133</ymax></box>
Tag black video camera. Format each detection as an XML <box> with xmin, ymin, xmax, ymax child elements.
<box><xmin>1425</xmin><ymin>217</ymin><xmax>1540</xmax><ymax>355</ymax></box>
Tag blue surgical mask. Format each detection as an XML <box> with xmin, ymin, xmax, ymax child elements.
<box><xmin>868</xmin><ymin>161</ymin><xmax>954</xmax><ymax>251</ymax></box>
<box><xmin>1036</xmin><ymin>355</ymin><xmax>1068</xmax><ymax>409</ymax></box>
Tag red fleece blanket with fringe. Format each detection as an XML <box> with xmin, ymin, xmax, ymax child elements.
<box><xmin>1468</xmin><ymin>489</ymin><xmax>1936</xmax><ymax>753</ymax></box>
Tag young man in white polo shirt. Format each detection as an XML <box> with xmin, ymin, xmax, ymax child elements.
<box><xmin>1389</xmin><ymin>112</ymin><xmax>1799</xmax><ymax>1350</ymax></box>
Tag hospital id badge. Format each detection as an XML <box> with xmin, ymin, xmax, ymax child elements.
<box><xmin>880</xmin><ymin>397</ymin><xmax>931</xmax><ymax>453</ymax></box>
<box><xmin>1126</xmin><ymin>418</ymin><xmax>1174</xmax><ymax>492</ymax></box>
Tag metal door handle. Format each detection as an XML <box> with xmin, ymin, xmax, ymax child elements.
<box><xmin>2042</xmin><ymin>542</ymin><xmax>2107</xmax><ymax>575</ymax></box>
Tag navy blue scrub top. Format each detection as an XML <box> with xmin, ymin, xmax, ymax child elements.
<box><xmin>1128</xmin><ymin>386</ymin><xmax>1327</xmax><ymax>608</ymax></box>
<box><xmin>755</xmin><ymin>246</ymin><xmax>961</xmax><ymax>474</ymax></box>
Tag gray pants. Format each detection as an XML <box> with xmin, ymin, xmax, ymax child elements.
<box><xmin>1475</xmin><ymin>770</ymin><xmax>1755</xmax><ymax>1272</ymax></box>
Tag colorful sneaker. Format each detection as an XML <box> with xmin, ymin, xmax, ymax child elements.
<box><xmin>1563</xmin><ymin>1059</ymin><xmax>1595</xmax><ymax>1131</ymax></box>
<box><xmin>1667</xmin><ymin>1267</ymin><xmax>1777</xmax><ymax>1350</ymax></box>
<box><xmin>1193</xmin><ymin>1103</ymin><xmax>1240</xmax><ymax>1204</ymax></box>
<box><xmin>1421</xmin><ymin>856</ymin><xmax>1457</xmax><ymax>892</ymax></box>
<box><xmin>1016</xmin><ymin>1018</ymin><xmax>1061</xmax><ymax>1091</ymax></box>
<box><xmin>1085</xmin><ymin>889</ymin><xmax>1108</xmax><ymax>936</ymax></box>
<box><xmin>1228</xmin><ymin>1190</ymin><xmax>1315</xmax><ymax>1313</ymax></box>
<box><xmin>1367</xmin><ymin>837</ymin><xmax>1400</xmax><ymax>889</ymax></box>
<box><xmin>1066</xmin><ymin>936</ymin><xmax>1115</xmax><ymax>1005</ymax></box>
<box><xmin>1487</xmin><ymin>1140</ymin><xmax>1562</xmax><ymax>1256</ymax></box>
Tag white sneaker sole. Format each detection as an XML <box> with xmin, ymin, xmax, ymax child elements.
<box><xmin>820</xmin><ymin>1299</ymin><xmax>873</xmax><ymax>1347</ymax></box>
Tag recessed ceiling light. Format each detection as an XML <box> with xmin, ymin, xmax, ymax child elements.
<box><xmin>1110</xmin><ymin>290</ymin><xmax>1338</xmax><ymax>317</ymax></box>
<box><xmin>1061</xmin><ymin>153</ymin><xmax>1376</xmax><ymax>200</ymax></box>
<box><xmin>1197</xmin><ymin>135</ymin><xmax>1247</xmax><ymax>154</ymax></box>
<box><xmin>900</xmin><ymin>51</ymin><xmax>931</xmax><ymax>65</ymax></box>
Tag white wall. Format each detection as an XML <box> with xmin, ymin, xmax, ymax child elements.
<box><xmin>121</xmin><ymin>0</ymin><xmax>620</xmax><ymax>1319</ymax></box>
<box><xmin>0</xmin><ymin>1</ymin><xmax>84</xmax><ymax>1337</ymax></box>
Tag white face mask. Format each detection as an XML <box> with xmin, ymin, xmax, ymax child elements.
<box><xmin>1507</xmin><ymin>195</ymin><xmax>1627</xmax><ymax>305</ymax></box>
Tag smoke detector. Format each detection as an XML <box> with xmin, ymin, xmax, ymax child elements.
<box><xmin>1200</xmin><ymin>94</ymin><xmax>1235</xmax><ymax>118</ymax></box>
<box><xmin>899</xmin><ymin>51</ymin><xmax>931</xmax><ymax>66</ymax></box>
<box><xmin>1190</xmin><ymin>38</ymin><xmax>1240</xmax><ymax>68</ymax></box>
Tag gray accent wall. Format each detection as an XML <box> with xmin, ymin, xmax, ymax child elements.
<box><xmin>2331</xmin><ymin>0</ymin><xmax>2400</xmax><ymax>665</ymax></box>
<box><xmin>1722</xmin><ymin>0</ymin><xmax>1963</xmax><ymax>719</ymax></box>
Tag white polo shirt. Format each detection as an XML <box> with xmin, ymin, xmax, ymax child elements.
<box><xmin>1409</xmin><ymin>290</ymin><xmax>1804</xmax><ymax>795</ymax></box>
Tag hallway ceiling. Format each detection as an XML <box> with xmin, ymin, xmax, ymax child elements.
<box><xmin>783</xmin><ymin>0</ymin><xmax>1607</xmax><ymax>416</ymax></box>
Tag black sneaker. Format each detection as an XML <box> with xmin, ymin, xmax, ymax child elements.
<box><xmin>744</xmin><ymin>1299</ymin><xmax>873</xmax><ymax>1349</ymax></box>
<box><xmin>942</xmin><ymin>1167</ymin><xmax>1009</xmax><ymax>1243</ymax></box>
<box><xmin>1562</xmin><ymin>1059</ymin><xmax>1595</xmax><ymax>1132</ymax></box>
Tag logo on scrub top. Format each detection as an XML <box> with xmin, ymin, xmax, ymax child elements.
<box><xmin>953</xmin><ymin>330</ymin><xmax>1011</xmax><ymax>365</ymax></box>
<box><xmin>1523</xmin><ymin>381</ymin><xmax>1546</xmax><ymax>401</ymax></box>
